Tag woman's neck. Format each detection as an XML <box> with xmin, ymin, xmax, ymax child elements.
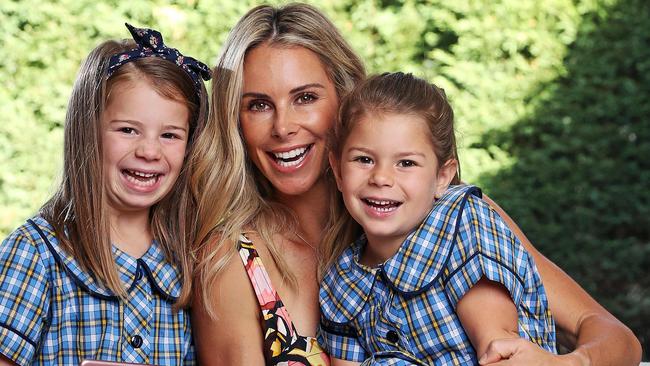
<box><xmin>273</xmin><ymin>178</ymin><xmax>330</xmax><ymax>247</ymax></box>
<box><xmin>108</xmin><ymin>208</ymin><xmax>152</xmax><ymax>258</ymax></box>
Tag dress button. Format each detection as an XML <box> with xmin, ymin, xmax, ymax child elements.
<box><xmin>386</xmin><ymin>330</ymin><xmax>399</xmax><ymax>343</ymax></box>
<box><xmin>134</xmin><ymin>267</ymin><xmax>143</xmax><ymax>281</ymax></box>
<box><xmin>130</xmin><ymin>335</ymin><xmax>143</xmax><ymax>348</ymax></box>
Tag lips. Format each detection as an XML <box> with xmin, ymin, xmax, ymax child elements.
<box><xmin>267</xmin><ymin>144</ymin><xmax>313</xmax><ymax>168</ymax></box>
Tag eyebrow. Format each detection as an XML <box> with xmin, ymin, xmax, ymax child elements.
<box><xmin>241</xmin><ymin>83</ymin><xmax>326</xmax><ymax>99</ymax></box>
<box><xmin>289</xmin><ymin>83</ymin><xmax>325</xmax><ymax>94</ymax></box>
<box><xmin>348</xmin><ymin>147</ymin><xmax>426</xmax><ymax>158</ymax></box>
<box><xmin>241</xmin><ymin>92</ymin><xmax>269</xmax><ymax>99</ymax></box>
<box><xmin>108</xmin><ymin>119</ymin><xmax>187</xmax><ymax>132</ymax></box>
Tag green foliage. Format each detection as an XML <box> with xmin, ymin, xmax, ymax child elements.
<box><xmin>1</xmin><ymin>0</ymin><xmax>647</xmax><ymax>357</ymax></box>
<box><xmin>478</xmin><ymin>0</ymin><xmax>650</xmax><ymax>356</ymax></box>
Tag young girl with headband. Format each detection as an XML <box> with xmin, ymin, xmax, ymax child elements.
<box><xmin>0</xmin><ymin>23</ymin><xmax>210</xmax><ymax>365</ymax></box>
<box><xmin>320</xmin><ymin>72</ymin><xmax>556</xmax><ymax>365</ymax></box>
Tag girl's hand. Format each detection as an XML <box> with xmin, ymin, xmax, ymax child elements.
<box><xmin>478</xmin><ymin>338</ymin><xmax>587</xmax><ymax>366</ymax></box>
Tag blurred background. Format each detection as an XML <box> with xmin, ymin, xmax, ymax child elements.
<box><xmin>1</xmin><ymin>0</ymin><xmax>648</xmax><ymax>358</ymax></box>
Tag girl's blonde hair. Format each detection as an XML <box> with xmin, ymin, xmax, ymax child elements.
<box><xmin>191</xmin><ymin>3</ymin><xmax>365</xmax><ymax>318</ymax></box>
<box><xmin>41</xmin><ymin>39</ymin><xmax>209</xmax><ymax>306</ymax></box>
<box><xmin>321</xmin><ymin>72</ymin><xmax>461</xmax><ymax>273</ymax></box>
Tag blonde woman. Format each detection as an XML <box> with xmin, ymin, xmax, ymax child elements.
<box><xmin>190</xmin><ymin>3</ymin><xmax>641</xmax><ymax>365</ymax></box>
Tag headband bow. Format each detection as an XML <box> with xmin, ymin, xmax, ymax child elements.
<box><xmin>107</xmin><ymin>23</ymin><xmax>211</xmax><ymax>90</ymax></box>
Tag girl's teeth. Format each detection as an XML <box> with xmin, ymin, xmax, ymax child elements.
<box><xmin>124</xmin><ymin>170</ymin><xmax>160</xmax><ymax>187</ymax></box>
<box><xmin>130</xmin><ymin>170</ymin><xmax>157</xmax><ymax>178</ymax></box>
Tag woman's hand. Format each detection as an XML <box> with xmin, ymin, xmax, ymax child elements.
<box><xmin>482</xmin><ymin>194</ymin><xmax>642</xmax><ymax>366</ymax></box>
<box><xmin>478</xmin><ymin>338</ymin><xmax>587</xmax><ymax>366</ymax></box>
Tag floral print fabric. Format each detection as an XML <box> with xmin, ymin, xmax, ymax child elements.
<box><xmin>238</xmin><ymin>235</ymin><xmax>330</xmax><ymax>366</ymax></box>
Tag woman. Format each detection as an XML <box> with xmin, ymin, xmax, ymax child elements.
<box><xmin>190</xmin><ymin>3</ymin><xmax>641</xmax><ymax>365</ymax></box>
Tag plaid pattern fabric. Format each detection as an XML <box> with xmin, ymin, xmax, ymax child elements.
<box><xmin>320</xmin><ymin>185</ymin><xmax>556</xmax><ymax>365</ymax></box>
<box><xmin>0</xmin><ymin>216</ymin><xmax>194</xmax><ymax>366</ymax></box>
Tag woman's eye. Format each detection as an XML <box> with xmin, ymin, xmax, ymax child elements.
<box><xmin>398</xmin><ymin>160</ymin><xmax>417</xmax><ymax>167</ymax></box>
<box><xmin>296</xmin><ymin>93</ymin><xmax>317</xmax><ymax>104</ymax></box>
<box><xmin>119</xmin><ymin>127</ymin><xmax>136</xmax><ymax>134</ymax></box>
<box><xmin>249</xmin><ymin>100</ymin><xmax>271</xmax><ymax>112</ymax></box>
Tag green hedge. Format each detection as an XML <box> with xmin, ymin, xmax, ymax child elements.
<box><xmin>478</xmin><ymin>0</ymin><xmax>650</xmax><ymax>356</ymax></box>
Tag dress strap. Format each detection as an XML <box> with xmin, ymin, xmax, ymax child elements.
<box><xmin>236</xmin><ymin>235</ymin><xmax>282</xmax><ymax>309</ymax></box>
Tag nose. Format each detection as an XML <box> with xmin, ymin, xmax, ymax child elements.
<box><xmin>369</xmin><ymin>163</ymin><xmax>394</xmax><ymax>187</ymax></box>
<box><xmin>135</xmin><ymin>137</ymin><xmax>162</xmax><ymax>161</ymax></box>
<box><xmin>271</xmin><ymin>106</ymin><xmax>299</xmax><ymax>139</ymax></box>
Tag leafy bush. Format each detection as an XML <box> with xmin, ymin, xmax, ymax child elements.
<box><xmin>479</xmin><ymin>0</ymin><xmax>650</xmax><ymax>356</ymax></box>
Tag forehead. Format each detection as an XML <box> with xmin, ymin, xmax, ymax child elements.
<box><xmin>242</xmin><ymin>44</ymin><xmax>334</xmax><ymax>93</ymax></box>
<box><xmin>348</xmin><ymin>112</ymin><xmax>434</xmax><ymax>147</ymax></box>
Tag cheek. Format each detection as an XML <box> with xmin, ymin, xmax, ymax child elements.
<box><xmin>169</xmin><ymin>144</ymin><xmax>188</xmax><ymax>171</ymax></box>
<box><xmin>239</xmin><ymin>118</ymin><xmax>265</xmax><ymax>152</ymax></box>
<box><xmin>308</xmin><ymin>103</ymin><xmax>337</xmax><ymax>135</ymax></box>
<box><xmin>340</xmin><ymin>164</ymin><xmax>364</xmax><ymax>191</ymax></box>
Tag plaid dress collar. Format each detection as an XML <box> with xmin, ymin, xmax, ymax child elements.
<box><xmin>321</xmin><ymin>185</ymin><xmax>481</xmax><ymax>323</ymax></box>
<box><xmin>30</xmin><ymin>216</ymin><xmax>182</xmax><ymax>301</ymax></box>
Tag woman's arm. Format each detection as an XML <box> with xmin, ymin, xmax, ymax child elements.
<box><xmin>482</xmin><ymin>195</ymin><xmax>642</xmax><ymax>366</ymax></box>
<box><xmin>191</xmin><ymin>247</ymin><xmax>266</xmax><ymax>365</ymax></box>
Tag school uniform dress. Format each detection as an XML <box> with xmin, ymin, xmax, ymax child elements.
<box><xmin>319</xmin><ymin>185</ymin><xmax>556</xmax><ymax>365</ymax></box>
<box><xmin>0</xmin><ymin>216</ymin><xmax>194</xmax><ymax>366</ymax></box>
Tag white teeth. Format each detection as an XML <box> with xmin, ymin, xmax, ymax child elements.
<box><xmin>125</xmin><ymin>173</ymin><xmax>158</xmax><ymax>187</ymax></box>
<box><xmin>366</xmin><ymin>199</ymin><xmax>395</xmax><ymax>206</ymax></box>
<box><xmin>364</xmin><ymin>198</ymin><xmax>400</xmax><ymax>212</ymax></box>
<box><xmin>130</xmin><ymin>170</ymin><xmax>157</xmax><ymax>178</ymax></box>
<box><xmin>273</xmin><ymin>147</ymin><xmax>307</xmax><ymax>160</ymax></box>
<box><xmin>277</xmin><ymin>158</ymin><xmax>303</xmax><ymax>167</ymax></box>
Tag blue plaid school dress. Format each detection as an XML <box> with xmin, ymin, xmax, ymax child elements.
<box><xmin>319</xmin><ymin>185</ymin><xmax>556</xmax><ymax>365</ymax></box>
<box><xmin>0</xmin><ymin>216</ymin><xmax>194</xmax><ymax>366</ymax></box>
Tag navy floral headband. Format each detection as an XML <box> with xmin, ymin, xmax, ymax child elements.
<box><xmin>107</xmin><ymin>23</ymin><xmax>211</xmax><ymax>91</ymax></box>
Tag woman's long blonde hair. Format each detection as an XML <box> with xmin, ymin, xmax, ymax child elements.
<box><xmin>191</xmin><ymin>3</ymin><xmax>365</xmax><ymax>317</ymax></box>
<box><xmin>41</xmin><ymin>39</ymin><xmax>209</xmax><ymax>306</ymax></box>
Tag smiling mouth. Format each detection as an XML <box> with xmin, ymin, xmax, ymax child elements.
<box><xmin>268</xmin><ymin>144</ymin><xmax>313</xmax><ymax>168</ymax></box>
<box><xmin>122</xmin><ymin>169</ymin><xmax>162</xmax><ymax>187</ymax></box>
<box><xmin>362</xmin><ymin>198</ymin><xmax>402</xmax><ymax>212</ymax></box>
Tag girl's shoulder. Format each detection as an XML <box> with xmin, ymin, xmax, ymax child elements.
<box><xmin>1</xmin><ymin>216</ymin><xmax>58</xmax><ymax>265</ymax></box>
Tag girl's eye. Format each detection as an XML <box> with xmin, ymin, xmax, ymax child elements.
<box><xmin>296</xmin><ymin>93</ymin><xmax>317</xmax><ymax>104</ymax></box>
<box><xmin>353</xmin><ymin>156</ymin><xmax>373</xmax><ymax>164</ymax></box>
<box><xmin>161</xmin><ymin>132</ymin><xmax>181</xmax><ymax>140</ymax></box>
<box><xmin>119</xmin><ymin>127</ymin><xmax>136</xmax><ymax>134</ymax></box>
<box><xmin>248</xmin><ymin>100</ymin><xmax>272</xmax><ymax>112</ymax></box>
<box><xmin>398</xmin><ymin>160</ymin><xmax>417</xmax><ymax>167</ymax></box>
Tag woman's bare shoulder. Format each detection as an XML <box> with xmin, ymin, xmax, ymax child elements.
<box><xmin>192</xmin><ymin>232</ymin><xmax>265</xmax><ymax>364</ymax></box>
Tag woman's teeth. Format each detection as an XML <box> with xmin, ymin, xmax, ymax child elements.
<box><xmin>271</xmin><ymin>146</ymin><xmax>310</xmax><ymax>167</ymax></box>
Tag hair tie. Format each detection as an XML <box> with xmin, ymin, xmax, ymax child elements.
<box><xmin>107</xmin><ymin>23</ymin><xmax>212</xmax><ymax>90</ymax></box>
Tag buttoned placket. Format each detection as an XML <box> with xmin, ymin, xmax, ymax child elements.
<box><xmin>121</xmin><ymin>258</ymin><xmax>153</xmax><ymax>364</ymax></box>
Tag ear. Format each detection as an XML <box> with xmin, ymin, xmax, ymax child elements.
<box><xmin>435</xmin><ymin>159</ymin><xmax>458</xmax><ymax>198</ymax></box>
<box><xmin>328</xmin><ymin>151</ymin><xmax>343</xmax><ymax>192</ymax></box>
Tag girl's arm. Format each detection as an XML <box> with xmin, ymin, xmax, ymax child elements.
<box><xmin>0</xmin><ymin>355</ymin><xmax>16</xmax><ymax>366</ymax></box>
<box><xmin>191</xmin><ymin>248</ymin><xmax>266</xmax><ymax>365</ymax></box>
<box><xmin>482</xmin><ymin>195</ymin><xmax>642</xmax><ymax>366</ymax></box>
<box><xmin>332</xmin><ymin>359</ymin><xmax>361</xmax><ymax>366</ymax></box>
<box><xmin>456</xmin><ymin>277</ymin><xmax>520</xmax><ymax>357</ymax></box>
